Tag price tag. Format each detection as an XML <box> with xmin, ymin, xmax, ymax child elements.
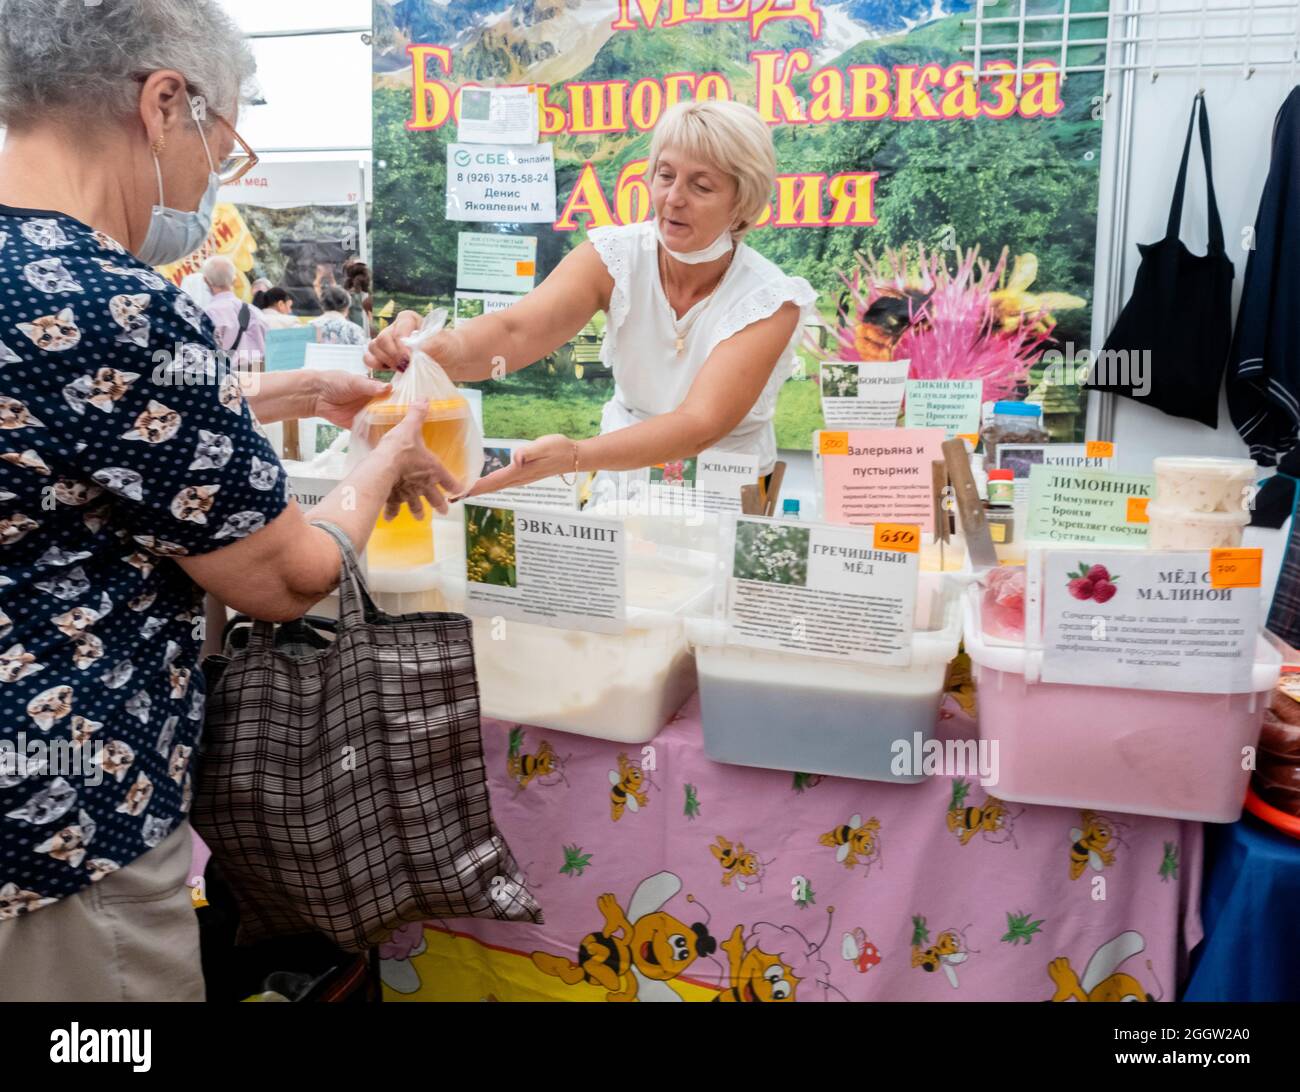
<box><xmin>1086</xmin><ymin>440</ymin><xmax>1116</xmax><ymax>458</ymax></box>
<box><xmin>1126</xmin><ymin>496</ymin><xmax>1150</xmax><ymax>523</ymax></box>
<box><xmin>1210</xmin><ymin>548</ymin><xmax>1263</xmax><ymax>589</ymax></box>
<box><xmin>873</xmin><ymin>522</ymin><xmax>921</xmax><ymax>553</ymax></box>
<box><xmin>819</xmin><ymin>431</ymin><xmax>849</xmax><ymax>456</ymax></box>
<box><xmin>957</xmin><ymin>433</ymin><xmax>979</xmax><ymax>447</ymax></box>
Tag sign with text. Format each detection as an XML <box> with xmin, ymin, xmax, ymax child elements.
<box><xmin>480</xmin><ymin>439</ymin><xmax>580</xmax><ymax>510</ymax></box>
<box><xmin>1040</xmin><ymin>549</ymin><xmax>1260</xmax><ymax>693</ymax></box>
<box><xmin>464</xmin><ymin>505</ymin><xmax>625</xmax><ymax>633</ymax></box>
<box><xmin>819</xmin><ymin>360</ymin><xmax>909</xmax><ymax>428</ymax></box>
<box><xmin>456</xmin><ymin>86</ymin><xmax>539</xmax><ymax>145</ymax></box>
<box><xmin>999</xmin><ymin>442</ymin><xmax>1115</xmax><ymax>505</ymax></box>
<box><xmin>446</xmin><ymin>143</ymin><xmax>556</xmax><ymax>223</ymax></box>
<box><xmin>1027</xmin><ymin>465</ymin><xmax>1154</xmax><ymax>546</ymax></box>
<box><xmin>456</xmin><ymin>232</ymin><xmax>538</xmax><ymax>292</ymax></box>
<box><xmin>725</xmin><ymin>517</ymin><xmax>918</xmax><ymax>665</ymax></box>
<box><xmin>903</xmin><ymin>379</ymin><xmax>983</xmax><ymax>438</ymax></box>
<box><xmin>815</xmin><ymin>428</ymin><xmax>947</xmax><ymax>534</ymax></box>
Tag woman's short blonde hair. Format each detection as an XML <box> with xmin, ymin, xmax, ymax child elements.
<box><xmin>646</xmin><ymin>100</ymin><xmax>776</xmax><ymax>240</ymax></box>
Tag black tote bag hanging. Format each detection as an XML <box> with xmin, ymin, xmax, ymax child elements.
<box><xmin>1087</xmin><ymin>93</ymin><xmax>1235</xmax><ymax>428</ymax></box>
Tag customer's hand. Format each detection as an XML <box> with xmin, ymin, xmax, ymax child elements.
<box><xmin>376</xmin><ymin>402</ymin><xmax>464</xmax><ymax>518</ymax></box>
<box><xmin>313</xmin><ymin>371</ymin><xmax>389</xmax><ymax>430</ymax></box>
<box><xmin>463</xmin><ymin>434</ymin><xmax>575</xmax><ymax>499</ymax></box>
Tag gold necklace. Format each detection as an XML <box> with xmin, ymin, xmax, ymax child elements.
<box><xmin>659</xmin><ymin>246</ymin><xmax>733</xmax><ymax>356</ymax></box>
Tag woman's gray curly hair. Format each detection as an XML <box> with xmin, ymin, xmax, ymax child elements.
<box><xmin>0</xmin><ymin>0</ymin><xmax>257</xmax><ymax>130</ymax></box>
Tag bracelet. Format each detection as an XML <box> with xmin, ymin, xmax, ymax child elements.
<box><xmin>561</xmin><ymin>441</ymin><xmax>581</xmax><ymax>486</ymax></box>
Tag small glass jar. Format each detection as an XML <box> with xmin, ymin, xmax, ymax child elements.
<box><xmin>987</xmin><ymin>468</ymin><xmax>1015</xmax><ymax>505</ymax></box>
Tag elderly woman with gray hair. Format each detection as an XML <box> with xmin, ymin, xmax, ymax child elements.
<box><xmin>0</xmin><ymin>0</ymin><xmax>460</xmax><ymax>1000</ymax></box>
<box><xmin>369</xmin><ymin>99</ymin><xmax>817</xmax><ymax>498</ymax></box>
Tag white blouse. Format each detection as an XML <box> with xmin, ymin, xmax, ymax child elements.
<box><xmin>589</xmin><ymin>219</ymin><xmax>816</xmax><ymax>475</ymax></box>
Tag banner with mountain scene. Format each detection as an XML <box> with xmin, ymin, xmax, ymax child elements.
<box><xmin>372</xmin><ymin>0</ymin><xmax>1107</xmax><ymax>449</ymax></box>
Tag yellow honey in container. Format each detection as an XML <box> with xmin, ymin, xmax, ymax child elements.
<box><xmin>361</xmin><ymin>397</ymin><xmax>475</xmax><ymax>570</ymax></box>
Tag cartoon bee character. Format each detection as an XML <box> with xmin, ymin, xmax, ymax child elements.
<box><xmin>710</xmin><ymin>835</ymin><xmax>768</xmax><ymax>892</ymax></box>
<box><xmin>910</xmin><ymin>915</ymin><xmax>970</xmax><ymax>989</ymax></box>
<box><xmin>506</xmin><ymin>728</ymin><xmax>566</xmax><ymax>791</ymax></box>
<box><xmin>942</xmin><ymin>649</ymin><xmax>978</xmax><ymax>719</ymax></box>
<box><xmin>1069</xmin><ymin>810</ymin><xmax>1124</xmax><ymax>880</ymax></box>
<box><xmin>712</xmin><ymin>907</ymin><xmax>845</xmax><ymax>1002</ymax></box>
<box><xmin>531</xmin><ymin>872</ymin><xmax>716</xmax><ymax>1002</ymax></box>
<box><xmin>818</xmin><ymin>814</ymin><xmax>882</xmax><ymax>872</ymax></box>
<box><xmin>1048</xmin><ymin>931</ymin><xmax>1162</xmax><ymax>1002</ymax></box>
<box><xmin>609</xmin><ymin>753</ymin><xmax>649</xmax><ymax>821</ymax></box>
<box><xmin>842</xmin><ymin>927</ymin><xmax>882</xmax><ymax>974</ymax></box>
<box><xmin>946</xmin><ymin>779</ymin><xmax>1020</xmax><ymax>848</ymax></box>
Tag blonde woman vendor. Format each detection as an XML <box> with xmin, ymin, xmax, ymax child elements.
<box><xmin>367</xmin><ymin>100</ymin><xmax>816</xmax><ymax>497</ymax></box>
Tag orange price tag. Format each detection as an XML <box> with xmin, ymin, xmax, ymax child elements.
<box><xmin>1126</xmin><ymin>496</ymin><xmax>1150</xmax><ymax>523</ymax></box>
<box><xmin>1209</xmin><ymin>548</ymin><xmax>1263</xmax><ymax>589</ymax></box>
<box><xmin>515</xmin><ymin>260</ymin><xmax>536</xmax><ymax>277</ymax></box>
<box><xmin>873</xmin><ymin>523</ymin><xmax>921</xmax><ymax>553</ymax></box>
<box><xmin>819</xmin><ymin>431</ymin><xmax>849</xmax><ymax>456</ymax></box>
<box><xmin>957</xmin><ymin>433</ymin><xmax>979</xmax><ymax>447</ymax></box>
<box><xmin>1086</xmin><ymin>440</ymin><xmax>1115</xmax><ymax>458</ymax></box>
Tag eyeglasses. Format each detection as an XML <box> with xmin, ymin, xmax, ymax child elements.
<box><xmin>212</xmin><ymin>115</ymin><xmax>259</xmax><ymax>186</ymax></box>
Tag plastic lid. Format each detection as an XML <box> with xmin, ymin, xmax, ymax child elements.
<box><xmin>993</xmin><ymin>400</ymin><xmax>1042</xmax><ymax>417</ymax></box>
<box><xmin>987</xmin><ymin>469</ymin><xmax>1015</xmax><ymax>480</ymax></box>
<box><xmin>1153</xmin><ymin>456</ymin><xmax>1257</xmax><ymax>476</ymax></box>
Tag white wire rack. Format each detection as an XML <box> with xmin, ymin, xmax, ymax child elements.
<box><xmin>962</xmin><ymin>0</ymin><xmax>1300</xmax><ymax>441</ymax></box>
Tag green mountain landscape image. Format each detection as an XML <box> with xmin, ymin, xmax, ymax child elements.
<box><xmin>372</xmin><ymin>0</ymin><xmax>1107</xmax><ymax>446</ymax></box>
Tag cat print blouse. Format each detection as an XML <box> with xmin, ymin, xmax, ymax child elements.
<box><xmin>0</xmin><ymin>206</ymin><xmax>288</xmax><ymax>917</ymax></box>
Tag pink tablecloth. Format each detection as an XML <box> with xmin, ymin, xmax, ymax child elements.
<box><xmin>380</xmin><ymin>693</ymin><xmax>1203</xmax><ymax>1001</ymax></box>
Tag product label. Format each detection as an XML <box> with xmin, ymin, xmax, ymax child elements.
<box><xmin>725</xmin><ymin>517</ymin><xmax>917</xmax><ymax>665</ymax></box>
<box><xmin>1039</xmin><ymin>549</ymin><xmax>1259</xmax><ymax>693</ymax></box>
<box><xmin>456</xmin><ymin>86</ymin><xmax>539</xmax><ymax>145</ymax></box>
<box><xmin>815</xmin><ymin>428</ymin><xmax>947</xmax><ymax>534</ymax></box>
<box><xmin>1027</xmin><ymin>465</ymin><xmax>1154</xmax><ymax>545</ymax></box>
<box><xmin>464</xmin><ymin>504</ymin><xmax>625</xmax><ymax>634</ymax></box>
<box><xmin>456</xmin><ymin>232</ymin><xmax>538</xmax><ymax>292</ymax></box>
<box><xmin>902</xmin><ymin>379</ymin><xmax>983</xmax><ymax>438</ymax></box>
<box><xmin>819</xmin><ymin>360</ymin><xmax>909</xmax><ymax>428</ymax></box>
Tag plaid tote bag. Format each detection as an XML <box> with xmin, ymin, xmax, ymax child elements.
<box><xmin>191</xmin><ymin>520</ymin><xmax>542</xmax><ymax>953</ymax></box>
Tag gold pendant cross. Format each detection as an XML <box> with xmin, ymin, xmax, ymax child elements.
<box><xmin>675</xmin><ymin>336</ymin><xmax>685</xmax><ymax>355</ymax></box>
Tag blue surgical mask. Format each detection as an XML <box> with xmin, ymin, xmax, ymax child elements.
<box><xmin>135</xmin><ymin>100</ymin><xmax>220</xmax><ymax>266</ymax></box>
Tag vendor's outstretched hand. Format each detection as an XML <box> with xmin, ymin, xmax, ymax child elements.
<box><xmin>459</xmin><ymin>434</ymin><xmax>575</xmax><ymax>500</ymax></box>
<box><xmin>364</xmin><ymin>310</ymin><xmax>422</xmax><ymax>373</ymax></box>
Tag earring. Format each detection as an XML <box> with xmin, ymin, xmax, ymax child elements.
<box><xmin>151</xmin><ymin>136</ymin><xmax>166</xmax><ymax>156</ymax></box>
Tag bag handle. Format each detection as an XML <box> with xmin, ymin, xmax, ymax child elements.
<box><xmin>1166</xmin><ymin>92</ymin><xmax>1226</xmax><ymax>254</ymax></box>
<box><xmin>245</xmin><ymin>521</ymin><xmax>372</xmax><ymax>649</ymax></box>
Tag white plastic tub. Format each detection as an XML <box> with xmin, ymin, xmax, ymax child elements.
<box><xmin>690</xmin><ymin>588</ymin><xmax>963</xmax><ymax>783</ymax></box>
<box><xmin>963</xmin><ymin>587</ymin><xmax>1281</xmax><ymax>822</ymax></box>
<box><xmin>1154</xmin><ymin>456</ymin><xmax>1256</xmax><ymax>513</ymax></box>
<box><xmin>1145</xmin><ymin>502</ymin><xmax>1249</xmax><ymax>550</ymax></box>
<box><xmin>434</xmin><ymin>545</ymin><xmax>714</xmax><ymax>742</ymax></box>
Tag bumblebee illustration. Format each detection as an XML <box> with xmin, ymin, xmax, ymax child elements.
<box><xmin>531</xmin><ymin>872</ymin><xmax>716</xmax><ymax>1002</ymax></box>
<box><xmin>711</xmin><ymin>835</ymin><xmax>766</xmax><ymax>892</ymax></box>
<box><xmin>946</xmin><ymin>780</ymin><xmax>1020</xmax><ymax>848</ymax></box>
<box><xmin>608</xmin><ymin>753</ymin><xmax>649</xmax><ymax>822</ymax></box>
<box><xmin>1048</xmin><ymin>931</ymin><xmax>1161</xmax><ymax>1002</ymax></box>
<box><xmin>1069</xmin><ymin>810</ymin><xmax>1123</xmax><ymax>880</ymax></box>
<box><xmin>819</xmin><ymin>814</ymin><xmax>882</xmax><ymax>872</ymax></box>
<box><xmin>507</xmin><ymin>736</ymin><xmax>565</xmax><ymax>790</ymax></box>
<box><xmin>909</xmin><ymin>915</ymin><xmax>969</xmax><ymax>989</ymax></box>
<box><xmin>712</xmin><ymin>908</ymin><xmax>842</xmax><ymax>1002</ymax></box>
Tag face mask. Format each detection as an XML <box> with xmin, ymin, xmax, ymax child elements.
<box><xmin>135</xmin><ymin>100</ymin><xmax>220</xmax><ymax>266</ymax></box>
<box><xmin>656</xmin><ymin>220</ymin><xmax>734</xmax><ymax>264</ymax></box>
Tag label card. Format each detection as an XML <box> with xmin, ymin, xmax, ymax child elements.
<box><xmin>819</xmin><ymin>360</ymin><xmax>909</xmax><ymax>428</ymax></box>
<box><xmin>903</xmin><ymin>379</ymin><xmax>983</xmax><ymax>437</ymax></box>
<box><xmin>725</xmin><ymin>517</ymin><xmax>918</xmax><ymax>665</ymax></box>
<box><xmin>456</xmin><ymin>232</ymin><xmax>537</xmax><ymax>292</ymax></box>
<box><xmin>446</xmin><ymin>143</ymin><xmax>556</xmax><ymax>223</ymax></box>
<box><xmin>641</xmin><ymin>449</ymin><xmax>760</xmax><ymax>515</ymax></box>
<box><xmin>464</xmin><ymin>504</ymin><xmax>625</xmax><ymax>634</ymax></box>
<box><xmin>1039</xmin><ymin>549</ymin><xmax>1259</xmax><ymax>693</ymax></box>
<box><xmin>480</xmin><ymin>439</ymin><xmax>580</xmax><ymax>510</ymax></box>
<box><xmin>1027</xmin><ymin>465</ymin><xmax>1154</xmax><ymax>546</ymax></box>
<box><xmin>456</xmin><ymin>86</ymin><xmax>539</xmax><ymax>145</ymax></box>
<box><xmin>454</xmin><ymin>291</ymin><xmax>523</xmax><ymax>325</ymax></box>
<box><xmin>815</xmin><ymin>428</ymin><xmax>947</xmax><ymax>534</ymax></box>
<box><xmin>998</xmin><ymin>443</ymin><xmax>1115</xmax><ymax>505</ymax></box>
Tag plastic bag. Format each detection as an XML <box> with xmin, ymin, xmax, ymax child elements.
<box><xmin>350</xmin><ymin>308</ymin><xmax>483</xmax><ymax>496</ymax></box>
